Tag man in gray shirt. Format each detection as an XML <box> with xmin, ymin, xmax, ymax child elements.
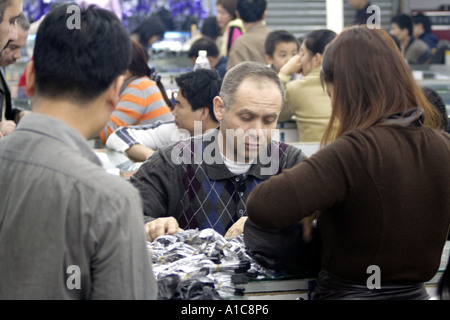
<box><xmin>0</xmin><ymin>4</ymin><xmax>157</xmax><ymax>299</ymax></box>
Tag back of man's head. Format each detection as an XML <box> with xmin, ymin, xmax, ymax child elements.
<box><xmin>412</xmin><ymin>13</ymin><xmax>432</xmax><ymax>34</ymax></box>
<box><xmin>175</xmin><ymin>69</ymin><xmax>222</xmax><ymax>122</ymax></box>
<box><xmin>392</xmin><ymin>14</ymin><xmax>413</xmax><ymax>36</ymax></box>
<box><xmin>188</xmin><ymin>37</ymin><xmax>220</xmax><ymax>59</ymax></box>
<box><xmin>237</xmin><ymin>0</ymin><xmax>266</xmax><ymax>23</ymax></box>
<box><xmin>132</xmin><ymin>16</ymin><xmax>166</xmax><ymax>48</ymax></box>
<box><xmin>33</xmin><ymin>4</ymin><xmax>131</xmax><ymax>104</ymax></box>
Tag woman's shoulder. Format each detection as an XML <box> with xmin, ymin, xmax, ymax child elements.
<box><xmin>122</xmin><ymin>76</ymin><xmax>161</xmax><ymax>99</ymax></box>
<box><xmin>226</xmin><ymin>19</ymin><xmax>245</xmax><ymax>30</ymax></box>
<box><xmin>127</xmin><ymin>76</ymin><xmax>157</xmax><ymax>90</ymax></box>
<box><xmin>286</xmin><ymin>73</ymin><xmax>323</xmax><ymax>93</ymax></box>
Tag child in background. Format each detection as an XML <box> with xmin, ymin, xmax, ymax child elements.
<box><xmin>264</xmin><ymin>30</ymin><xmax>300</xmax><ymax>75</ymax></box>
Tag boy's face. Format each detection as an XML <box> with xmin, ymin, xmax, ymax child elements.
<box><xmin>390</xmin><ymin>23</ymin><xmax>408</xmax><ymax>43</ymax></box>
<box><xmin>172</xmin><ymin>90</ymin><xmax>204</xmax><ymax>136</ymax></box>
<box><xmin>265</xmin><ymin>41</ymin><xmax>299</xmax><ymax>73</ymax></box>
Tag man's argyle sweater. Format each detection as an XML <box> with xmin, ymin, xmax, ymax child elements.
<box><xmin>130</xmin><ymin>128</ymin><xmax>307</xmax><ymax>236</ymax></box>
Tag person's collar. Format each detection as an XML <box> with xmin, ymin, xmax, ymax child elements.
<box><xmin>200</xmin><ymin>128</ymin><xmax>282</xmax><ymax>181</ymax></box>
<box><xmin>243</xmin><ymin>20</ymin><xmax>265</xmax><ymax>33</ymax></box>
<box><xmin>309</xmin><ymin>66</ymin><xmax>322</xmax><ymax>76</ymax></box>
<box><xmin>380</xmin><ymin>107</ymin><xmax>424</xmax><ymax>127</ymax></box>
<box><xmin>15</xmin><ymin>113</ymin><xmax>101</xmax><ymax>166</ymax></box>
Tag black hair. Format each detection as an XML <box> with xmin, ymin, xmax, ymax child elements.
<box><xmin>412</xmin><ymin>13</ymin><xmax>432</xmax><ymax>34</ymax></box>
<box><xmin>188</xmin><ymin>37</ymin><xmax>220</xmax><ymax>59</ymax></box>
<box><xmin>0</xmin><ymin>0</ymin><xmax>12</xmax><ymax>23</ymax></box>
<box><xmin>175</xmin><ymin>69</ymin><xmax>222</xmax><ymax>122</ymax></box>
<box><xmin>303</xmin><ymin>29</ymin><xmax>336</xmax><ymax>55</ymax></box>
<box><xmin>33</xmin><ymin>4</ymin><xmax>131</xmax><ymax>104</ymax></box>
<box><xmin>129</xmin><ymin>39</ymin><xmax>173</xmax><ymax>108</ymax></box>
<box><xmin>390</xmin><ymin>34</ymin><xmax>401</xmax><ymax>51</ymax></box>
<box><xmin>236</xmin><ymin>0</ymin><xmax>266</xmax><ymax>23</ymax></box>
<box><xmin>131</xmin><ymin>16</ymin><xmax>166</xmax><ymax>50</ymax></box>
<box><xmin>264</xmin><ymin>30</ymin><xmax>299</xmax><ymax>57</ymax></box>
<box><xmin>391</xmin><ymin>14</ymin><xmax>413</xmax><ymax>36</ymax></box>
<box><xmin>216</xmin><ymin>0</ymin><xmax>238</xmax><ymax>20</ymax></box>
<box><xmin>201</xmin><ymin>16</ymin><xmax>221</xmax><ymax>40</ymax></box>
<box><xmin>422</xmin><ymin>86</ymin><xmax>449</xmax><ymax>132</ymax></box>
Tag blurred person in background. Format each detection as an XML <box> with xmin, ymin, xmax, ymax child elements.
<box><xmin>264</xmin><ymin>30</ymin><xmax>299</xmax><ymax>75</ymax></box>
<box><xmin>348</xmin><ymin>0</ymin><xmax>372</xmax><ymax>25</ymax></box>
<box><xmin>412</xmin><ymin>13</ymin><xmax>439</xmax><ymax>50</ymax></box>
<box><xmin>277</xmin><ymin>29</ymin><xmax>336</xmax><ymax>143</ymax></box>
<box><xmin>0</xmin><ymin>13</ymin><xmax>30</xmax><ymax>137</ymax></box>
<box><xmin>390</xmin><ymin>14</ymin><xmax>431</xmax><ymax>64</ymax></box>
<box><xmin>188</xmin><ymin>37</ymin><xmax>228</xmax><ymax>79</ymax></box>
<box><xmin>99</xmin><ymin>39</ymin><xmax>173</xmax><ymax>144</ymax></box>
<box><xmin>227</xmin><ymin>0</ymin><xmax>270</xmax><ymax>70</ymax></box>
<box><xmin>216</xmin><ymin>0</ymin><xmax>244</xmax><ymax>57</ymax></box>
<box><xmin>130</xmin><ymin>16</ymin><xmax>166</xmax><ymax>59</ymax></box>
<box><xmin>0</xmin><ymin>0</ymin><xmax>22</xmax><ymax>138</ymax></box>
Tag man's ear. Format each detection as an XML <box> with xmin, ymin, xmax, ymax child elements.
<box><xmin>213</xmin><ymin>96</ymin><xmax>225</xmax><ymax>122</ymax></box>
<box><xmin>105</xmin><ymin>75</ymin><xmax>125</xmax><ymax>111</ymax></box>
<box><xmin>25</xmin><ymin>60</ymin><xmax>36</xmax><ymax>97</ymax></box>
<box><xmin>199</xmin><ymin>106</ymin><xmax>210</xmax><ymax>121</ymax></box>
<box><xmin>265</xmin><ymin>54</ymin><xmax>273</xmax><ymax>65</ymax></box>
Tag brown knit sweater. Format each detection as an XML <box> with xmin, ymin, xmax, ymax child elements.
<box><xmin>247</xmin><ymin>125</ymin><xmax>450</xmax><ymax>283</ymax></box>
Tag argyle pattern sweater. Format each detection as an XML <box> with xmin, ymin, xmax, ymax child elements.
<box><xmin>130</xmin><ymin>129</ymin><xmax>307</xmax><ymax>235</ymax></box>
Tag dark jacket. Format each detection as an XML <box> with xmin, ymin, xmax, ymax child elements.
<box><xmin>247</xmin><ymin>109</ymin><xmax>450</xmax><ymax>285</ymax></box>
<box><xmin>130</xmin><ymin>128</ymin><xmax>307</xmax><ymax>235</ymax></box>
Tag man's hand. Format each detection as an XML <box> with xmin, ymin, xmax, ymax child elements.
<box><xmin>299</xmin><ymin>214</ymin><xmax>316</xmax><ymax>243</ymax></box>
<box><xmin>224</xmin><ymin>217</ymin><xmax>247</xmax><ymax>239</ymax></box>
<box><xmin>125</xmin><ymin>144</ymin><xmax>155</xmax><ymax>162</ymax></box>
<box><xmin>0</xmin><ymin>120</ymin><xmax>16</xmax><ymax>136</ymax></box>
<box><xmin>145</xmin><ymin>217</ymin><xmax>184</xmax><ymax>242</ymax></box>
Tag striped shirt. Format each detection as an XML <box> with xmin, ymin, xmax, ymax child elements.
<box><xmin>106</xmin><ymin>120</ymin><xmax>183</xmax><ymax>153</ymax></box>
<box><xmin>99</xmin><ymin>76</ymin><xmax>174</xmax><ymax>144</ymax></box>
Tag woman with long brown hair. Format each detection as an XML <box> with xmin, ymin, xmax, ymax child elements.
<box><xmin>246</xmin><ymin>26</ymin><xmax>450</xmax><ymax>299</ymax></box>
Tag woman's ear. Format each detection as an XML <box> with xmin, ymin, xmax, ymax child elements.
<box><xmin>313</xmin><ymin>52</ymin><xmax>323</xmax><ymax>68</ymax></box>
